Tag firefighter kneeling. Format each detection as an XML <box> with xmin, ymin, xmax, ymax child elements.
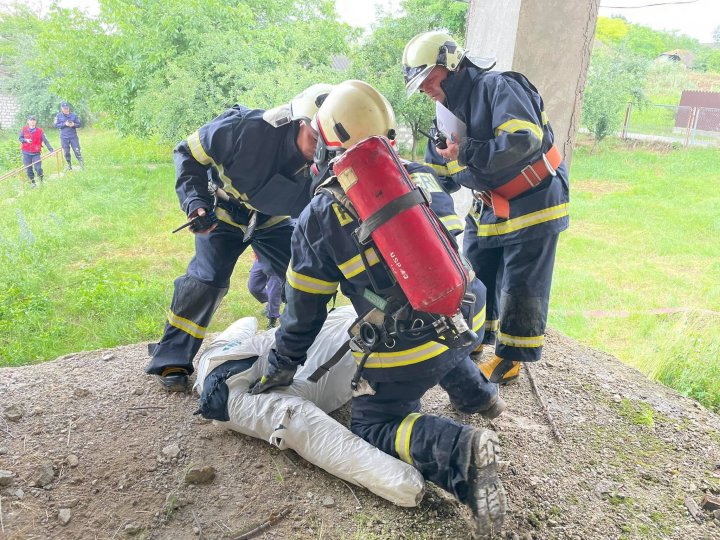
<box><xmin>250</xmin><ymin>80</ymin><xmax>507</xmax><ymax>538</ymax></box>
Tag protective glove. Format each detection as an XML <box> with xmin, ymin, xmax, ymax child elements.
<box><xmin>248</xmin><ymin>362</ymin><xmax>297</xmax><ymax>395</ymax></box>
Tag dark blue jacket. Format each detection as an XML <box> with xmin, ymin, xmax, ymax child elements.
<box><xmin>438</xmin><ymin>66</ymin><xmax>570</xmax><ymax>247</ymax></box>
<box><xmin>54</xmin><ymin>112</ymin><xmax>82</xmax><ymax>139</ymax></box>
<box><xmin>174</xmin><ymin>105</ymin><xmax>313</xmax><ymax>229</ymax></box>
<box><xmin>272</xmin><ymin>161</ymin><xmax>485</xmax><ymax>382</ymax></box>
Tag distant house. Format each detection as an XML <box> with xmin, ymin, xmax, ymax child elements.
<box><xmin>0</xmin><ymin>69</ymin><xmax>20</xmax><ymax>129</ymax></box>
<box><xmin>658</xmin><ymin>49</ymin><xmax>696</xmax><ymax>68</ymax></box>
<box><xmin>330</xmin><ymin>55</ymin><xmax>351</xmax><ymax>72</ymax></box>
<box><xmin>675</xmin><ymin>90</ymin><xmax>720</xmax><ymax>132</ymax></box>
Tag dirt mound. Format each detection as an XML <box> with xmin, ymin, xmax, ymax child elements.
<box><xmin>1</xmin><ymin>330</ymin><xmax>719</xmax><ymax>539</ymax></box>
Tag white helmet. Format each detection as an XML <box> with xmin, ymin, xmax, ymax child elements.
<box><xmin>263</xmin><ymin>83</ymin><xmax>335</xmax><ymax>127</ymax></box>
<box><xmin>314</xmin><ymin>80</ymin><xmax>396</xmax><ymax>150</ymax></box>
<box><xmin>402</xmin><ymin>31</ymin><xmax>466</xmax><ymax>96</ymax></box>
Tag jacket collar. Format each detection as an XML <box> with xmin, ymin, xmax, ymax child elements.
<box><xmin>441</xmin><ymin>67</ymin><xmax>481</xmax><ymax>111</ymax></box>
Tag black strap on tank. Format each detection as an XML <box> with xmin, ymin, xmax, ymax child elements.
<box><xmin>356</xmin><ymin>189</ymin><xmax>428</xmax><ymax>244</ymax></box>
<box><xmin>306</xmin><ymin>340</ymin><xmax>351</xmax><ymax>382</ymax></box>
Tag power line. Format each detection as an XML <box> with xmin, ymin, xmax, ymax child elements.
<box><xmin>601</xmin><ymin>0</ymin><xmax>699</xmax><ymax>8</ymax></box>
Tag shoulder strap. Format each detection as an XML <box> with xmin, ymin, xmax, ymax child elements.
<box><xmin>316</xmin><ymin>177</ymin><xmax>360</xmax><ymax>221</ymax></box>
<box><xmin>306</xmin><ymin>340</ymin><xmax>351</xmax><ymax>382</ymax></box>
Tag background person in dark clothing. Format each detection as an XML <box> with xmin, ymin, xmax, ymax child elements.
<box><xmin>54</xmin><ymin>101</ymin><xmax>84</xmax><ymax>170</ymax></box>
<box><xmin>19</xmin><ymin>115</ymin><xmax>54</xmax><ymax>188</ymax></box>
<box><xmin>247</xmin><ymin>251</ymin><xmax>284</xmax><ymax>329</ymax></box>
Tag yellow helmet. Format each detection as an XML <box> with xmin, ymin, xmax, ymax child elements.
<box><xmin>402</xmin><ymin>31</ymin><xmax>466</xmax><ymax>96</ymax></box>
<box><xmin>263</xmin><ymin>83</ymin><xmax>335</xmax><ymax>127</ymax></box>
<box><xmin>314</xmin><ymin>80</ymin><xmax>396</xmax><ymax>149</ymax></box>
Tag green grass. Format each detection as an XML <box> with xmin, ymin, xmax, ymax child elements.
<box><xmin>1</xmin><ymin>130</ymin><xmax>718</xmax><ymax>412</ymax></box>
<box><xmin>0</xmin><ymin>129</ymin><xmax>263</xmax><ymax>365</ymax></box>
<box><xmin>551</xmin><ymin>137</ymin><xmax>720</xmax><ymax>411</ymax></box>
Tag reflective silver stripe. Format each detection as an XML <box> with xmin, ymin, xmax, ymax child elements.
<box><xmin>287</xmin><ymin>268</ymin><xmax>338</xmax><ymax>295</ymax></box>
<box><xmin>497</xmin><ymin>332</ymin><xmax>544</xmax><ymax>348</ymax></box>
<box><xmin>440</xmin><ymin>214</ymin><xmax>463</xmax><ymax>232</ymax></box>
<box><xmin>337</xmin><ymin>248</ymin><xmax>380</xmax><ymax>279</ymax></box>
<box><xmin>167</xmin><ymin>310</ymin><xmax>207</xmax><ymax>339</ymax></box>
<box><xmin>394</xmin><ymin>412</ymin><xmax>422</xmax><ymax>465</ymax></box>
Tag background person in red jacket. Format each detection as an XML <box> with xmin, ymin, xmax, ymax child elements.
<box><xmin>19</xmin><ymin>115</ymin><xmax>54</xmax><ymax>188</ymax></box>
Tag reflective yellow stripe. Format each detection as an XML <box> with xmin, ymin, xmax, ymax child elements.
<box><xmin>440</xmin><ymin>214</ymin><xmax>463</xmax><ymax>232</ymax></box>
<box><xmin>498</xmin><ymin>332</ymin><xmax>544</xmax><ymax>348</ymax></box>
<box><xmin>424</xmin><ymin>161</ymin><xmax>467</xmax><ymax>176</ymax></box>
<box><xmin>473</xmin><ymin>305</ymin><xmax>486</xmax><ymax>332</ymax></box>
<box><xmin>337</xmin><ymin>248</ymin><xmax>380</xmax><ymax>279</ymax></box>
<box><xmin>445</xmin><ymin>160</ymin><xmax>466</xmax><ymax>175</ymax></box>
<box><xmin>424</xmin><ymin>162</ymin><xmax>450</xmax><ymax>176</ymax></box>
<box><xmin>215</xmin><ymin>208</ymin><xmax>289</xmax><ymax>231</ymax></box>
<box><xmin>541</xmin><ymin>111</ymin><xmax>549</xmax><ymax>125</ymax></box>
<box><xmin>476</xmin><ymin>203</ymin><xmax>568</xmax><ymax>237</ymax></box>
<box><xmin>394</xmin><ymin>413</ymin><xmax>422</xmax><ymax>465</ymax></box>
<box><xmin>167</xmin><ymin>310</ymin><xmax>207</xmax><ymax>339</ymax></box>
<box><xmin>485</xmin><ymin>319</ymin><xmax>499</xmax><ymax>332</ymax></box>
<box><xmin>187</xmin><ymin>131</ymin><xmax>212</xmax><ymax>165</ymax></box>
<box><xmin>355</xmin><ymin>306</ymin><xmax>485</xmax><ymax>369</ymax></box>
<box><xmin>287</xmin><ymin>268</ymin><xmax>338</xmax><ymax>295</ymax></box>
<box><xmin>495</xmin><ymin>119</ymin><xmax>544</xmax><ymax>141</ymax></box>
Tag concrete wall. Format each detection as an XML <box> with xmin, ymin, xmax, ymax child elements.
<box><xmin>0</xmin><ymin>92</ymin><xmax>20</xmax><ymax>129</ymax></box>
<box><xmin>466</xmin><ymin>0</ymin><xmax>599</xmax><ymax>165</ymax></box>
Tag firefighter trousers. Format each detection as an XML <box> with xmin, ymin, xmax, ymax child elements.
<box><xmin>350</xmin><ymin>354</ymin><xmax>497</xmax><ymax>502</ymax></box>
<box><xmin>145</xmin><ymin>219</ymin><xmax>293</xmax><ymax>375</ymax></box>
<box><xmin>464</xmin><ymin>233</ymin><xmax>559</xmax><ymax>362</ymax></box>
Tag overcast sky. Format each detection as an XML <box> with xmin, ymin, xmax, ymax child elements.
<box><xmin>48</xmin><ymin>0</ymin><xmax>720</xmax><ymax>44</ymax></box>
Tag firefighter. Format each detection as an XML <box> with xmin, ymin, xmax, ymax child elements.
<box><xmin>54</xmin><ymin>101</ymin><xmax>84</xmax><ymax>170</ymax></box>
<box><xmin>403</xmin><ymin>31</ymin><xmax>570</xmax><ymax>384</ymax></box>
<box><xmin>145</xmin><ymin>84</ymin><xmax>334</xmax><ymax>391</ymax></box>
<box><xmin>250</xmin><ymin>80</ymin><xmax>507</xmax><ymax>538</ymax></box>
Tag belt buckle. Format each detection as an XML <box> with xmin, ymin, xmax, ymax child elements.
<box><xmin>520</xmin><ymin>163</ymin><xmax>543</xmax><ymax>187</ymax></box>
<box><xmin>542</xmin><ymin>152</ymin><xmax>557</xmax><ymax>177</ymax></box>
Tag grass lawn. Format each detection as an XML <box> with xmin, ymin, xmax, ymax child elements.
<box><xmin>1</xmin><ymin>130</ymin><xmax>718</xmax><ymax>411</ymax></box>
<box><xmin>552</xmin><ymin>137</ymin><xmax>720</xmax><ymax>411</ymax></box>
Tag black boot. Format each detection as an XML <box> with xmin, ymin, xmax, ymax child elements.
<box><xmin>267</xmin><ymin>317</ymin><xmax>278</xmax><ymax>329</ymax></box>
<box><xmin>39</xmin><ymin>175</ymin><xmax>44</xmax><ymax>184</ymax></box>
<box><xmin>464</xmin><ymin>429</ymin><xmax>507</xmax><ymax>539</ymax></box>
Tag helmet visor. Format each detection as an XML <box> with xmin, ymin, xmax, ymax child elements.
<box><xmin>404</xmin><ymin>65</ymin><xmax>434</xmax><ymax>97</ymax></box>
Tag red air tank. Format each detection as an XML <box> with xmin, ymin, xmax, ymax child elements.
<box><xmin>333</xmin><ymin>136</ymin><xmax>468</xmax><ymax>317</ymax></box>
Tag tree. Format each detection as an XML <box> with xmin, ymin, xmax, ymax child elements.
<box><xmin>581</xmin><ymin>46</ymin><xmax>648</xmax><ymax>146</ymax></box>
<box><xmin>349</xmin><ymin>0</ymin><xmax>468</xmax><ymax>160</ymax></box>
<box><xmin>31</xmin><ymin>0</ymin><xmax>357</xmax><ymax>140</ymax></box>
<box><xmin>713</xmin><ymin>25</ymin><xmax>720</xmax><ymax>44</ymax></box>
<box><xmin>0</xmin><ymin>6</ymin><xmax>64</xmax><ymax>127</ymax></box>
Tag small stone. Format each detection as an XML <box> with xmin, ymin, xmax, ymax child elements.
<box><xmin>184</xmin><ymin>466</ymin><xmax>216</xmax><ymax>485</ymax></box>
<box><xmin>132</xmin><ymin>387</ymin><xmax>144</xmax><ymax>396</ymax></box>
<box><xmin>33</xmin><ymin>462</ymin><xmax>55</xmax><ymax>487</ymax></box>
<box><xmin>14</xmin><ymin>488</ymin><xmax>24</xmax><ymax>499</ymax></box>
<box><xmin>193</xmin><ymin>526</ymin><xmax>201</xmax><ymax>535</ymax></box>
<box><xmin>66</xmin><ymin>454</ymin><xmax>80</xmax><ymax>468</ymax></box>
<box><xmin>74</xmin><ymin>388</ymin><xmax>91</xmax><ymax>398</ymax></box>
<box><xmin>714</xmin><ymin>509</ymin><xmax>720</xmax><ymax>520</ymax></box>
<box><xmin>124</xmin><ymin>522</ymin><xmax>141</xmax><ymax>535</ymax></box>
<box><xmin>0</xmin><ymin>470</ymin><xmax>15</xmax><ymax>486</ymax></box>
<box><xmin>0</xmin><ymin>447</ymin><xmax>7</xmax><ymax>455</ymax></box>
<box><xmin>322</xmin><ymin>496</ymin><xmax>335</xmax><ymax>507</ymax></box>
<box><xmin>612</xmin><ymin>394</ymin><xmax>622</xmax><ymax>403</ymax></box>
<box><xmin>161</xmin><ymin>444</ymin><xmax>181</xmax><ymax>459</ymax></box>
<box><xmin>58</xmin><ymin>508</ymin><xmax>72</xmax><ymax>525</ymax></box>
<box><xmin>102</xmin><ymin>353</ymin><xmax>115</xmax><ymax>361</ymax></box>
<box><xmin>3</xmin><ymin>404</ymin><xmax>23</xmax><ymax>422</ymax></box>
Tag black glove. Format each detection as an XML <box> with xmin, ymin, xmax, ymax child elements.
<box><xmin>248</xmin><ymin>362</ymin><xmax>297</xmax><ymax>395</ymax></box>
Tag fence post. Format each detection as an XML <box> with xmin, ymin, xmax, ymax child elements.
<box><xmin>684</xmin><ymin>107</ymin><xmax>696</xmax><ymax>148</ymax></box>
<box><xmin>621</xmin><ymin>102</ymin><xmax>632</xmax><ymax>139</ymax></box>
<box><xmin>690</xmin><ymin>107</ymin><xmax>701</xmax><ymax>146</ymax></box>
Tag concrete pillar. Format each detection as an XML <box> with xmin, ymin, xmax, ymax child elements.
<box><xmin>465</xmin><ymin>0</ymin><xmax>599</xmax><ymax>164</ymax></box>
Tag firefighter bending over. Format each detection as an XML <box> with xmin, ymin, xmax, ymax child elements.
<box><xmin>145</xmin><ymin>84</ymin><xmax>333</xmax><ymax>391</ymax></box>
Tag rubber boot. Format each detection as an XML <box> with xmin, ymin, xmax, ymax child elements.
<box><xmin>464</xmin><ymin>428</ymin><xmax>507</xmax><ymax>539</ymax></box>
<box><xmin>267</xmin><ymin>317</ymin><xmax>278</xmax><ymax>329</ymax></box>
<box><xmin>478</xmin><ymin>355</ymin><xmax>521</xmax><ymax>384</ymax></box>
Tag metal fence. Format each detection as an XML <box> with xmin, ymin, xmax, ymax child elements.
<box><xmin>621</xmin><ymin>103</ymin><xmax>720</xmax><ymax>147</ymax></box>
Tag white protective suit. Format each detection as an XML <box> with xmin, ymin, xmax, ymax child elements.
<box><xmin>194</xmin><ymin>306</ymin><xmax>425</xmax><ymax>507</ymax></box>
